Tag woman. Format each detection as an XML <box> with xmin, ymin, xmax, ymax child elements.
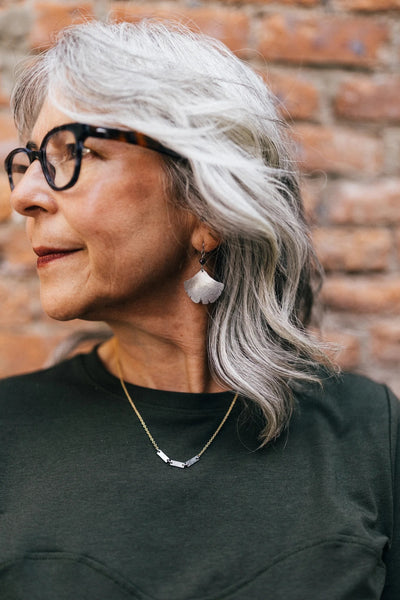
<box><xmin>1</xmin><ymin>19</ymin><xmax>398</xmax><ymax>599</ymax></box>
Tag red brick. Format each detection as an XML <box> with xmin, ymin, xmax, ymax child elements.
<box><xmin>0</xmin><ymin>278</ymin><xmax>41</xmax><ymax>326</ymax></box>
<box><xmin>221</xmin><ymin>0</ymin><xmax>318</xmax><ymax>5</ymax></box>
<box><xmin>366</xmin><ymin>367</ymin><xmax>400</xmax><ymax>396</ymax></box>
<box><xmin>321</xmin><ymin>328</ymin><xmax>361</xmax><ymax>370</ymax></box>
<box><xmin>257</xmin><ymin>14</ymin><xmax>388</xmax><ymax>66</ymax></box>
<box><xmin>321</xmin><ymin>275</ymin><xmax>400</xmax><ymax>312</ymax></box>
<box><xmin>385</xmin><ymin>129</ymin><xmax>400</xmax><ymax>176</ymax></box>
<box><xmin>396</xmin><ymin>228</ymin><xmax>400</xmax><ymax>261</ymax></box>
<box><xmin>0</xmin><ymin>225</ymin><xmax>36</xmax><ymax>271</ymax></box>
<box><xmin>0</xmin><ymin>174</ymin><xmax>12</xmax><ymax>223</ymax></box>
<box><xmin>110</xmin><ymin>4</ymin><xmax>250</xmax><ymax>53</ymax></box>
<box><xmin>0</xmin><ymin>111</ymin><xmax>18</xmax><ymax>163</ymax></box>
<box><xmin>326</xmin><ymin>179</ymin><xmax>400</xmax><ymax>225</ymax></box>
<box><xmin>0</xmin><ymin>75</ymin><xmax>9</xmax><ymax>107</ymax></box>
<box><xmin>335</xmin><ymin>76</ymin><xmax>400</xmax><ymax>122</ymax></box>
<box><xmin>0</xmin><ymin>0</ymin><xmax>25</xmax><ymax>6</ymax></box>
<box><xmin>336</xmin><ymin>0</ymin><xmax>400</xmax><ymax>10</ymax></box>
<box><xmin>0</xmin><ymin>332</ymin><xmax>59</xmax><ymax>378</ymax></box>
<box><xmin>292</xmin><ymin>124</ymin><xmax>383</xmax><ymax>175</ymax></box>
<box><xmin>0</xmin><ymin>324</ymin><xmax>111</xmax><ymax>378</ymax></box>
<box><xmin>300</xmin><ymin>177</ymin><xmax>324</xmax><ymax>223</ymax></box>
<box><xmin>265</xmin><ymin>70</ymin><xmax>319</xmax><ymax>120</ymax></box>
<box><xmin>370</xmin><ymin>319</ymin><xmax>400</xmax><ymax>364</ymax></box>
<box><xmin>29</xmin><ymin>1</ymin><xmax>94</xmax><ymax>49</ymax></box>
<box><xmin>313</xmin><ymin>227</ymin><xmax>392</xmax><ymax>272</ymax></box>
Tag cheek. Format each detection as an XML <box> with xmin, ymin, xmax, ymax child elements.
<box><xmin>71</xmin><ymin>200</ymin><xmax>174</xmax><ymax>281</ymax></box>
<box><xmin>76</xmin><ymin>160</ymin><xmax>168</xmax><ymax>229</ymax></box>
<box><xmin>62</xmin><ymin>157</ymin><xmax>192</xmax><ymax>277</ymax></box>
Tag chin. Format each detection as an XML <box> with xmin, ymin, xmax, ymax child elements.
<box><xmin>40</xmin><ymin>294</ymin><xmax>87</xmax><ymax>322</ymax></box>
<box><xmin>41</xmin><ymin>297</ymin><xmax>108</xmax><ymax>323</ymax></box>
<box><xmin>43</xmin><ymin>307</ymin><xmax>82</xmax><ymax>322</ymax></box>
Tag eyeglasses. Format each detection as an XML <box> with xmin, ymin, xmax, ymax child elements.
<box><xmin>4</xmin><ymin>122</ymin><xmax>182</xmax><ymax>192</ymax></box>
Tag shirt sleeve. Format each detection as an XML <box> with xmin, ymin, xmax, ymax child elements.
<box><xmin>381</xmin><ymin>386</ymin><xmax>400</xmax><ymax>599</ymax></box>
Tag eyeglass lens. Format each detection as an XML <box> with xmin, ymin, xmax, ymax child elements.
<box><xmin>9</xmin><ymin>128</ymin><xmax>78</xmax><ymax>190</ymax></box>
<box><xmin>9</xmin><ymin>151</ymin><xmax>31</xmax><ymax>189</ymax></box>
<box><xmin>45</xmin><ymin>129</ymin><xmax>77</xmax><ymax>188</ymax></box>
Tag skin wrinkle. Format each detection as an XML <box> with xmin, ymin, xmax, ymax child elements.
<box><xmin>11</xmin><ymin>98</ymin><xmax>225</xmax><ymax>395</ymax></box>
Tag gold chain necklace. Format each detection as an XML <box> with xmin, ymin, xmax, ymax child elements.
<box><xmin>114</xmin><ymin>338</ymin><xmax>238</xmax><ymax>469</ymax></box>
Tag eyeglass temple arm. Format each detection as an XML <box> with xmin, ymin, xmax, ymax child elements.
<box><xmin>89</xmin><ymin>126</ymin><xmax>184</xmax><ymax>160</ymax></box>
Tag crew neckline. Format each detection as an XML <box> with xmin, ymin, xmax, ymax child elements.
<box><xmin>78</xmin><ymin>346</ymin><xmax>237</xmax><ymax>413</ymax></box>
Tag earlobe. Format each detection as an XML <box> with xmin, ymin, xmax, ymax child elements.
<box><xmin>185</xmin><ymin>222</ymin><xmax>225</xmax><ymax>304</ymax></box>
<box><xmin>190</xmin><ymin>222</ymin><xmax>222</xmax><ymax>253</ymax></box>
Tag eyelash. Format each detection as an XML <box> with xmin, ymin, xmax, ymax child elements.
<box><xmin>82</xmin><ymin>146</ymin><xmax>102</xmax><ymax>160</ymax></box>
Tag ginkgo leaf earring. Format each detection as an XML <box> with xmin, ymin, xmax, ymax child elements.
<box><xmin>184</xmin><ymin>244</ymin><xmax>224</xmax><ymax>304</ymax></box>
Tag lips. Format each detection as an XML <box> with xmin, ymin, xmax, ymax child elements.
<box><xmin>33</xmin><ymin>246</ymin><xmax>82</xmax><ymax>267</ymax></box>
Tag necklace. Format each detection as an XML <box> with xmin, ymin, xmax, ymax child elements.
<box><xmin>114</xmin><ymin>338</ymin><xmax>238</xmax><ymax>469</ymax></box>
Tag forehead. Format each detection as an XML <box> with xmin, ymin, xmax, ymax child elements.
<box><xmin>30</xmin><ymin>97</ymin><xmax>75</xmax><ymax>145</ymax></box>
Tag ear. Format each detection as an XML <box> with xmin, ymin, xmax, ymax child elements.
<box><xmin>190</xmin><ymin>221</ymin><xmax>222</xmax><ymax>253</ymax></box>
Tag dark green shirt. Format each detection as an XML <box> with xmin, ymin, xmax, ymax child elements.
<box><xmin>1</xmin><ymin>349</ymin><xmax>399</xmax><ymax>599</ymax></box>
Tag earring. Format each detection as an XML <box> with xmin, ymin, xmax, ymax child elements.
<box><xmin>184</xmin><ymin>244</ymin><xmax>224</xmax><ymax>304</ymax></box>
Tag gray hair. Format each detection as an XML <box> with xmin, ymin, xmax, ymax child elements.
<box><xmin>11</xmin><ymin>19</ymin><xmax>333</xmax><ymax>444</ymax></box>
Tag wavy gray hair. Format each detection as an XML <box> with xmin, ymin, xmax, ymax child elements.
<box><xmin>11</xmin><ymin>19</ymin><xmax>332</xmax><ymax>444</ymax></box>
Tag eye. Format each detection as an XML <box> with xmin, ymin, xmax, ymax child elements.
<box><xmin>12</xmin><ymin>163</ymin><xmax>29</xmax><ymax>175</ymax></box>
<box><xmin>82</xmin><ymin>146</ymin><xmax>97</xmax><ymax>158</ymax></box>
<box><xmin>82</xmin><ymin>146</ymin><xmax>94</xmax><ymax>158</ymax></box>
<box><xmin>64</xmin><ymin>143</ymin><xmax>78</xmax><ymax>161</ymax></box>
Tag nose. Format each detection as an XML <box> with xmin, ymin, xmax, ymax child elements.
<box><xmin>9</xmin><ymin>160</ymin><xmax>57</xmax><ymax>217</ymax></box>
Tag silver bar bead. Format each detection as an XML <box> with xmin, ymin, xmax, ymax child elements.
<box><xmin>185</xmin><ymin>455</ymin><xmax>200</xmax><ymax>467</ymax></box>
<box><xmin>157</xmin><ymin>450</ymin><xmax>171</xmax><ymax>464</ymax></box>
<box><xmin>169</xmin><ymin>459</ymin><xmax>186</xmax><ymax>469</ymax></box>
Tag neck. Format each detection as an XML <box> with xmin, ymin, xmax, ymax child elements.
<box><xmin>97</xmin><ymin>299</ymin><xmax>227</xmax><ymax>394</ymax></box>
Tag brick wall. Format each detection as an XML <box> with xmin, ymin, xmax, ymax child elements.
<box><xmin>0</xmin><ymin>0</ymin><xmax>399</xmax><ymax>393</ymax></box>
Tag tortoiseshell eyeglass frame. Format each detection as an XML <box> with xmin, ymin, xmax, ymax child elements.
<box><xmin>4</xmin><ymin>122</ymin><xmax>183</xmax><ymax>192</ymax></box>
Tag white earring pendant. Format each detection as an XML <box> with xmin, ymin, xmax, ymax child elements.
<box><xmin>184</xmin><ymin>268</ymin><xmax>224</xmax><ymax>304</ymax></box>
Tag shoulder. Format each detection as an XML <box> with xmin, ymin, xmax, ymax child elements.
<box><xmin>0</xmin><ymin>354</ymin><xmax>84</xmax><ymax>387</ymax></box>
<box><xmin>324</xmin><ymin>370</ymin><xmax>393</xmax><ymax>403</ymax></box>
<box><xmin>298</xmin><ymin>370</ymin><xmax>400</xmax><ymax>446</ymax></box>
<box><xmin>323</xmin><ymin>370</ymin><xmax>398</xmax><ymax>417</ymax></box>
<box><xmin>302</xmin><ymin>369</ymin><xmax>397</xmax><ymax>411</ymax></box>
<box><xmin>0</xmin><ymin>353</ymin><xmax>90</xmax><ymax>417</ymax></box>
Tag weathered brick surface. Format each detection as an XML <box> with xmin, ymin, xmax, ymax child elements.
<box><xmin>321</xmin><ymin>328</ymin><xmax>361</xmax><ymax>370</ymax></box>
<box><xmin>335</xmin><ymin>0</ymin><xmax>400</xmax><ymax>10</ymax></box>
<box><xmin>257</xmin><ymin>14</ymin><xmax>389</xmax><ymax>66</ymax></box>
<box><xmin>29</xmin><ymin>1</ymin><xmax>94</xmax><ymax>49</ymax></box>
<box><xmin>221</xmin><ymin>0</ymin><xmax>319</xmax><ymax>5</ymax></box>
<box><xmin>0</xmin><ymin>277</ymin><xmax>42</xmax><ymax>326</ymax></box>
<box><xmin>335</xmin><ymin>76</ymin><xmax>400</xmax><ymax>122</ymax></box>
<box><xmin>370</xmin><ymin>319</ymin><xmax>400</xmax><ymax>364</ymax></box>
<box><xmin>0</xmin><ymin>0</ymin><xmax>398</xmax><ymax>388</ymax></box>
<box><xmin>292</xmin><ymin>124</ymin><xmax>383</xmax><ymax>175</ymax></box>
<box><xmin>0</xmin><ymin>0</ymin><xmax>25</xmax><ymax>6</ymax></box>
<box><xmin>110</xmin><ymin>4</ymin><xmax>250</xmax><ymax>53</ymax></box>
<box><xmin>313</xmin><ymin>227</ymin><xmax>392</xmax><ymax>272</ymax></box>
<box><xmin>321</xmin><ymin>276</ymin><xmax>400</xmax><ymax>313</ymax></box>
<box><xmin>0</xmin><ymin>175</ymin><xmax>12</xmax><ymax>222</ymax></box>
<box><xmin>300</xmin><ymin>177</ymin><xmax>325</xmax><ymax>223</ymax></box>
<box><xmin>396</xmin><ymin>228</ymin><xmax>400</xmax><ymax>261</ymax></box>
<box><xmin>0</xmin><ymin>111</ymin><xmax>18</xmax><ymax>163</ymax></box>
<box><xmin>266</xmin><ymin>70</ymin><xmax>320</xmax><ymax>120</ymax></box>
<box><xmin>0</xmin><ymin>332</ymin><xmax>60</xmax><ymax>377</ymax></box>
<box><xmin>0</xmin><ymin>76</ymin><xmax>9</xmax><ymax>107</ymax></box>
<box><xmin>325</xmin><ymin>179</ymin><xmax>400</xmax><ymax>225</ymax></box>
<box><xmin>0</xmin><ymin>225</ymin><xmax>36</xmax><ymax>270</ymax></box>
